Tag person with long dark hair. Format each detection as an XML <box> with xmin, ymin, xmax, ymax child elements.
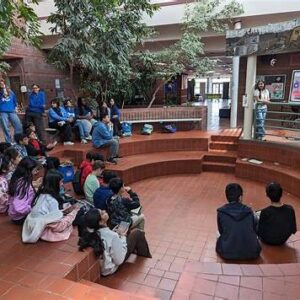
<box><xmin>48</xmin><ymin>99</ymin><xmax>74</xmax><ymax>146</ymax></box>
<box><xmin>0</xmin><ymin>155</ymin><xmax>12</xmax><ymax>213</ymax></box>
<box><xmin>78</xmin><ymin>208</ymin><xmax>151</xmax><ymax>276</ymax></box>
<box><xmin>3</xmin><ymin>147</ymin><xmax>22</xmax><ymax>181</ymax></box>
<box><xmin>24</xmin><ymin>84</ymin><xmax>46</xmax><ymax>142</ymax></box>
<box><xmin>0</xmin><ymin>79</ymin><xmax>23</xmax><ymax>143</ymax></box>
<box><xmin>254</xmin><ymin>80</ymin><xmax>271</xmax><ymax>141</ymax></box>
<box><xmin>8</xmin><ymin>157</ymin><xmax>42</xmax><ymax>224</ymax></box>
<box><xmin>22</xmin><ymin>170</ymin><xmax>80</xmax><ymax>243</ymax></box>
<box><xmin>76</xmin><ymin>97</ymin><xmax>97</xmax><ymax>135</ymax></box>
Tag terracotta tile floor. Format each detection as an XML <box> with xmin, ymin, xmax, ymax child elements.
<box><xmin>98</xmin><ymin>173</ymin><xmax>300</xmax><ymax>299</ymax></box>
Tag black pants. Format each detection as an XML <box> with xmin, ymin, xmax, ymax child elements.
<box><xmin>111</xmin><ymin>117</ymin><xmax>122</xmax><ymax>136</ymax></box>
<box><xmin>125</xmin><ymin>229</ymin><xmax>152</xmax><ymax>261</ymax></box>
<box><xmin>49</xmin><ymin>122</ymin><xmax>72</xmax><ymax>142</ymax></box>
<box><xmin>24</xmin><ymin>111</ymin><xmax>45</xmax><ymax>142</ymax></box>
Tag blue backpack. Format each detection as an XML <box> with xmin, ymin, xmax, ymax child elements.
<box><xmin>121</xmin><ymin>122</ymin><xmax>132</xmax><ymax>137</ymax></box>
<box><xmin>162</xmin><ymin>123</ymin><xmax>177</xmax><ymax>133</ymax></box>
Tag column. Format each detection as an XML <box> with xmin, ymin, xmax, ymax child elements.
<box><xmin>230</xmin><ymin>20</ymin><xmax>242</xmax><ymax>128</ymax></box>
<box><xmin>243</xmin><ymin>55</ymin><xmax>257</xmax><ymax>139</ymax></box>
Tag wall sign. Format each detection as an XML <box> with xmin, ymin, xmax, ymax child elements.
<box><xmin>289</xmin><ymin>70</ymin><xmax>300</xmax><ymax>102</ymax></box>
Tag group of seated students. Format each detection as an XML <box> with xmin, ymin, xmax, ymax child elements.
<box><xmin>0</xmin><ymin>143</ymin><xmax>151</xmax><ymax>276</ymax></box>
<box><xmin>216</xmin><ymin>182</ymin><xmax>297</xmax><ymax>260</ymax></box>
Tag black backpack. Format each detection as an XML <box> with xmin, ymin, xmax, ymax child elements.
<box><xmin>72</xmin><ymin>168</ymin><xmax>84</xmax><ymax>195</ymax></box>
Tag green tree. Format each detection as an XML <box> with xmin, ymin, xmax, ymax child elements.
<box><xmin>48</xmin><ymin>0</ymin><xmax>158</xmax><ymax>102</ymax></box>
<box><xmin>134</xmin><ymin>0</ymin><xmax>243</xmax><ymax>107</ymax></box>
<box><xmin>0</xmin><ymin>0</ymin><xmax>40</xmax><ymax>73</ymax></box>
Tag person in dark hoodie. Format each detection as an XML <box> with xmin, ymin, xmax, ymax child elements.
<box><xmin>257</xmin><ymin>182</ymin><xmax>297</xmax><ymax>245</ymax></box>
<box><xmin>24</xmin><ymin>84</ymin><xmax>46</xmax><ymax>143</ymax></box>
<box><xmin>216</xmin><ymin>183</ymin><xmax>261</xmax><ymax>260</ymax></box>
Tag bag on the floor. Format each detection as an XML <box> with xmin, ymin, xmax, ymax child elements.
<box><xmin>141</xmin><ymin>124</ymin><xmax>153</xmax><ymax>135</ymax></box>
<box><xmin>162</xmin><ymin>123</ymin><xmax>177</xmax><ymax>133</ymax></box>
<box><xmin>72</xmin><ymin>168</ymin><xmax>84</xmax><ymax>195</ymax></box>
<box><xmin>121</xmin><ymin>122</ymin><xmax>132</xmax><ymax>137</ymax></box>
<box><xmin>58</xmin><ymin>163</ymin><xmax>75</xmax><ymax>183</ymax></box>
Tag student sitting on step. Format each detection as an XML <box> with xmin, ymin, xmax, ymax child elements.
<box><xmin>79</xmin><ymin>152</ymin><xmax>104</xmax><ymax>189</ymax></box>
<box><xmin>92</xmin><ymin>113</ymin><xmax>120</xmax><ymax>164</ymax></box>
<box><xmin>93</xmin><ymin>170</ymin><xmax>117</xmax><ymax>210</ymax></box>
<box><xmin>13</xmin><ymin>133</ymin><xmax>29</xmax><ymax>158</ymax></box>
<box><xmin>78</xmin><ymin>208</ymin><xmax>151</xmax><ymax>276</ymax></box>
<box><xmin>22</xmin><ymin>170</ymin><xmax>80</xmax><ymax>243</ymax></box>
<box><xmin>107</xmin><ymin>178</ymin><xmax>145</xmax><ymax>230</ymax></box>
<box><xmin>216</xmin><ymin>183</ymin><xmax>261</xmax><ymax>260</ymax></box>
<box><xmin>257</xmin><ymin>182</ymin><xmax>297</xmax><ymax>245</ymax></box>
<box><xmin>84</xmin><ymin>160</ymin><xmax>105</xmax><ymax>204</ymax></box>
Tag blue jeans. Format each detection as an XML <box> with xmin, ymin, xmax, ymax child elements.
<box><xmin>0</xmin><ymin>112</ymin><xmax>23</xmax><ymax>143</ymax></box>
<box><xmin>75</xmin><ymin>120</ymin><xmax>89</xmax><ymax>139</ymax></box>
<box><xmin>256</xmin><ymin>107</ymin><xmax>267</xmax><ymax>138</ymax></box>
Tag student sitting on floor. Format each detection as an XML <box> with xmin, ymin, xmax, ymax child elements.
<box><xmin>78</xmin><ymin>208</ymin><xmax>151</xmax><ymax>276</ymax></box>
<box><xmin>22</xmin><ymin>170</ymin><xmax>80</xmax><ymax>243</ymax></box>
<box><xmin>8</xmin><ymin>157</ymin><xmax>42</xmax><ymax>224</ymax></box>
<box><xmin>0</xmin><ymin>142</ymin><xmax>11</xmax><ymax>154</ymax></box>
<box><xmin>107</xmin><ymin>178</ymin><xmax>145</xmax><ymax>230</ymax></box>
<box><xmin>79</xmin><ymin>152</ymin><xmax>104</xmax><ymax>189</ymax></box>
<box><xmin>25</xmin><ymin>128</ymin><xmax>56</xmax><ymax>158</ymax></box>
<box><xmin>0</xmin><ymin>155</ymin><xmax>11</xmax><ymax>213</ymax></box>
<box><xmin>216</xmin><ymin>183</ymin><xmax>261</xmax><ymax>260</ymax></box>
<box><xmin>93</xmin><ymin>170</ymin><xmax>117</xmax><ymax>210</ymax></box>
<box><xmin>13</xmin><ymin>133</ymin><xmax>29</xmax><ymax>158</ymax></box>
<box><xmin>257</xmin><ymin>182</ymin><xmax>297</xmax><ymax>245</ymax></box>
<box><xmin>84</xmin><ymin>160</ymin><xmax>105</xmax><ymax>204</ymax></box>
<box><xmin>92</xmin><ymin>113</ymin><xmax>120</xmax><ymax>164</ymax></box>
<box><xmin>48</xmin><ymin>99</ymin><xmax>74</xmax><ymax>146</ymax></box>
<box><xmin>4</xmin><ymin>147</ymin><xmax>22</xmax><ymax>181</ymax></box>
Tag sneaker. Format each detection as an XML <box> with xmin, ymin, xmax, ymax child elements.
<box><xmin>81</xmin><ymin>139</ymin><xmax>88</xmax><ymax>144</ymax></box>
<box><xmin>85</xmin><ymin>135</ymin><xmax>92</xmax><ymax>140</ymax></box>
<box><xmin>63</xmin><ymin>141</ymin><xmax>74</xmax><ymax>146</ymax></box>
<box><xmin>106</xmin><ymin>158</ymin><xmax>118</xmax><ymax>165</ymax></box>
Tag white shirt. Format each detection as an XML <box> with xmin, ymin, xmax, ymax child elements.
<box><xmin>254</xmin><ymin>89</ymin><xmax>270</xmax><ymax>108</ymax></box>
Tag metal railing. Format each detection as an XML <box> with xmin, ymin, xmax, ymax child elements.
<box><xmin>253</xmin><ymin>102</ymin><xmax>300</xmax><ymax>141</ymax></box>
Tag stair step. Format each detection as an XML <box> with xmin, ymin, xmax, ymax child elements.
<box><xmin>202</xmin><ymin>162</ymin><xmax>235</xmax><ymax>173</ymax></box>
<box><xmin>211</xmin><ymin>135</ymin><xmax>239</xmax><ymax>142</ymax></box>
<box><xmin>204</xmin><ymin>154</ymin><xmax>236</xmax><ymax>164</ymax></box>
<box><xmin>209</xmin><ymin>142</ymin><xmax>238</xmax><ymax>151</ymax></box>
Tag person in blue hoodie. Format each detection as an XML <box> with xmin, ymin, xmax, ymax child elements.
<box><xmin>0</xmin><ymin>79</ymin><xmax>23</xmax><ymax>143</ymax></box>
<box><xmin>63</xmin><ymin>98</ymin><xmax>92</xmax><ymax>144</ymax></box>
<box><xmin>93</xmin><ymin>170</ymin><xmax>117</xmax><ymax>210</ymax></box>
<box><xmin>216</xmin><ymin>183</ymin><xmax>261</xmax><ymax>260</ymax></box>
<box><xmin>92</xmin><ymin>112</ymin><xmax>119</xmax><ymax>164</ymax></box>
<box><xmin>48</xmin><ymin>99</ymin><xmax>74</xmax><ymax>146</ymax></box>
<box><xmin>24</xmin><ymin>84</ymin><xmax>46</xmax><ymax>142</ymax></box>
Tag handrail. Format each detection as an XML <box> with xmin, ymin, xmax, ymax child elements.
<box><xmin>253</xmin><ymin>102</ymin><xmax>300</xmax><ymax>141</ymax></box>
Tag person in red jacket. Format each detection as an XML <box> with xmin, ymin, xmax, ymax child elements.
<box><xmin>80</xmin><ymin>152</ymin><xmax>104</xmax><ymax>188</ymax></box>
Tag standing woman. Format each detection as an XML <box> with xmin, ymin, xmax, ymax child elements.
<box><xmin>0</xmin><ymin>79</ymin><xmax>23</xmax><ymax>143</ymax></box>
<box><xmin>25</xmin><ymin>84</ymin><xmax>46</xmax><ymax>143</ymax></box>
<box><xmin>109</xmin><ymin>98</ymin><xmax>122</xmax><ymax>137</ymax></box>
<box><xmin>254</xmin><ymin>81</ymin><xmax>271</xmax><ymax>140</ymax></box>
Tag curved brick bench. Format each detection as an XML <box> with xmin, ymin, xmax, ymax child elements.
<box><xmin>236</xmin><ymin>140</ymin><xmax>300</xmax><ymax>197</ymax></box>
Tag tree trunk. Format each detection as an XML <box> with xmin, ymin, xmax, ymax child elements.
<box><xmin>148</xmin><ymin>80</ymin><xmax>167</xmax><ymax>108</ymax></box>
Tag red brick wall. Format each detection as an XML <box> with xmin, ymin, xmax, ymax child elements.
<box><xmin>3</xmin><ymin>39</ymin><xmax>77</xmax><ymax>105</ymax></box>
<box><xmin>238</xmin><ymin>52</ymin><xmax>300</xmax><ymax>119</ymax></box>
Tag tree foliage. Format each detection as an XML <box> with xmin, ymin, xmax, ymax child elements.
<box><xmin>0</xmin><ymin>0</ymin><xmax>41</xmax><ymax>74</ymax></box>
<box><xmin>134</xmin><ymin>0</ymin><xmax>243</xmax><ymax>107</ymax></box>
<box><xmin>48</xmin><ymin>0</ymin><xmax>158</xmax><ymax>102</ymax></box>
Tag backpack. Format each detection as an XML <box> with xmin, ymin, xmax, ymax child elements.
<box><xmin>72</xmin><ymin>168</ymin><xmax>84</xmax><ymax>195</ymax></box>
<box><xmin>141</xmin><ymin>124</ymin><xmax>153</xmax><ymax>135</ymax></box>
<box><xmin>121</xmin><ymin>122</ymin><xmax>132</xmax><ymax>137</ymax></box>
<box><xmin>58</xmin><ymin>163</ymin><xmax>75</xmax><ymax>183</ymax></box>
<box><xmin>106</xmin><ymin>196</ymin><xmax>132</xmax><ymax>227</ymax></box>
<box><xmin>162</xmin><ymin>123</ymin><xmax>177</xmax><ymax>133</ymax></box>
